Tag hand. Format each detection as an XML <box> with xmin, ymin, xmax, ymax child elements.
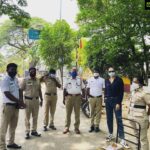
<box><xmin>81</xmin><ymin>94</ymin><xmax>85</xmax><ymax>99</ymax></box>
<box><xmin>63</xmin><ymin>98</ymin><xmax>65</xmax><ymax>105</ymax></box>
<box><xmin>40</xmin><ymin>101</ymin><xmax>43</xmax><ymax>107</ymax></box>
<box><xmin>147</xmin><ymin>123</ymin><xmax>149</xmax><ymax>129</ymax></box>
<box><xmin>18</xmin><ymin>101</ymin><xmax>26</xmax><ymax>109</ymax></box>
<box><xmin>115</xmin><ymin>104</ymin><xmax>120</xmax><ymax>110</ymax></box>
<box><xmin>104</xmin><ymin>97</ymin><xmax>107</xmax><ymax>103</ymax></box>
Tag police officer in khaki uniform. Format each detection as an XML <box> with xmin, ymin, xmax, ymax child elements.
<box><xmin>20</xmin><ymin>67</ymin><xmax>43</xmax><ymax>139</ymax></box>
<box><xmin>87</xmin><ymin>69</ymin><xmax>105</xmax><ymax>132</ymax></box>
<box><xmin>128</xmin><ymin>78</ymin><xmax>150</xmax><ymax>150</ymax></box>
<box><xmin>63</xmin><ymin>67</ymin><xmax>85</xmax><ymax>134</ymax></box>
<box><xmin>41</xmin><ymin>69</ymin><xmax>61</xmax><ymax>131</ymax></box>
<box><xmin>0</xmin><ymin>63</ymin><xmax>25</xmax><ymax>150</ymax></box>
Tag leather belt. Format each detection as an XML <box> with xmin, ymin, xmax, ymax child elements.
<box><xmin>134</xmin><ymin>105</ymin><xmax>146</xmax><ymax>109</ymax></box>
<box><xmin>5</xmin><ymin>103</ymin><xmax>17</xmax><ymax>106</ymax></box>
<box><xmin>89</xmin><ymin>95</ymin><xmax>102</xmax><ymax>98</ymax></box>
<box><xmin>45</xmin><ymin>93</ymin><xmax>56</xmax><ymax>96</ymax></box>
<box><xmin>68</xmin><ymin>94</ymin><xmax>81</xmax><ymax>96</ymax></box>
<box><xmin>25</xmin><ymin>96</ymin><xmax>39</xmax><ymax>100</ymax></box>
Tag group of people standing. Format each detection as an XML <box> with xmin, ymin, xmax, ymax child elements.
<box><xmin>0</xmin><ymin>63</ymin><xmax>149</xmax><ymax>150</ymax></box>
<box><xmin>0</xmin><ymin>63</ymin><xmax>61</xmax><ymax>150</ymax></box>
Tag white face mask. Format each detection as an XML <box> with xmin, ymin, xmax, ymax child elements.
<box><xmin>50</xmin><ymin>74</ymin><xmax>56</xmax><ymax>78</ymax></box>
<box><xmin>108</xmin><ymin>72</ymin><xmax>115</xmax><ymax>77</ymax></box>
<box><xmin>93</xmin><ymin>73</ymin><xmax>99</xmax><ymax>77</ymax></box>
<box><xmin>131</xmin><ymin>83</ymin><xmax>139</xmax><ymax>91</ymax></box>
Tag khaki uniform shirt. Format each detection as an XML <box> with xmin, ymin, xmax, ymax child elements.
<box><xmin>128</xmin><ymin>88</ymin><xmax>150</xmax><ymax>120</ymax></box>
<box><xmin>44</xmin><ymin>77</ymin><xmax>60</xmax><ymax>94</ymax></box>
<box><xmin>20</xmin><ymin>77</ymin><xmax>41</xmax><ymax>98</ymax></box>
<box><xmin>64</xmin><ymin>77</ymin><xmax>85</xmax><ymax>94</ymax></box>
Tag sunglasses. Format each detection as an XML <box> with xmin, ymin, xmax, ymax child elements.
<box><xmin>108</xmin><ymin>71</ymin><xmax>115</xmax><ymax>73</ymax></box>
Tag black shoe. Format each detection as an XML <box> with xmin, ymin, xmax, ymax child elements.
<box><xmin>89</xmin><ymin>126</ymin><xmax>95</xmax><ymax>133</ymax></box>
<box><xmin>74</xmin><ymin>129</ymin><xmax>81</xmax><ymax>134</ymax></box>
<box><xmin>43</xmin><ymin>126</ymin><xmax>48</xmax><ymax>131</ymax></box>
<box><xmin>25</xmin><ymin>133</ymin><xmax>30</xmax><ymax>139</ymax></box>
<box><xmin>7</xmin><ymin>143</ymin><xmax>21</xmax><ymax>149</ymax></box>
<box><xmin>31</xmin><ymin>131</ymin><xmax>41</xmax><ymax>137</ymax></box>
<box><xmin>49</xmin><ymin>125</ymin><xmax>57</xmax><ymax>130</ymax></box>
<box><xmin>95</xmin><ymin>127</ymin><xmax>100</xmax><ymax>132</ymax></box>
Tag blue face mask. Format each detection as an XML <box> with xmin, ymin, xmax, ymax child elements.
<box><xmin>71</xmin><ymin>71</ymin><xmax>77</xmax><ymax>78</ymax></box>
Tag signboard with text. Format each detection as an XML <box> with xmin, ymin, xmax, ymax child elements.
<box><xmin>28</xmin><ymin>29</ymin><xmax>40</xmax><ymax>40</ymax></box>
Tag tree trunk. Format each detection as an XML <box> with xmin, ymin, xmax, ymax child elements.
<box><xmin>142</xmin><ymin>36</ymin><xmax>149</xmax><ymax>85</ymax></box>
<box><xmin>59</xmin><ymin>66</ymin><xmax>63</xmax><ymax>88</ymax></box>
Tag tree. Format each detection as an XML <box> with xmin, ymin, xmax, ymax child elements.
<box><xmin>0</xmin><ymin>0</ymin><xmax>30</xmax><ymax>27</ymax></box>
<box><xmin>39</xmin><ymin>20</ymin><xmax>76</xmax><ymax>83</ymax></box>
<box><xmin>0</xmin><ymin>18</ymin><xmax>48</xmax><ymax>74</ymax></box>
<box><xmin>77</xmin><ymin>0</ymin><xmax>150</xmax><ymax>82</ymax></box>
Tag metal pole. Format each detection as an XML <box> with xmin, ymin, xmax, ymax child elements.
<box><xmin>59</xmin><ymin>0</ymin><xmax>62</xmax><ymax>20</ymax></box>
<box><xmin>76</xmin><ymin>48</ymin><xmax>78</xmax><ymax>68</ymax></box>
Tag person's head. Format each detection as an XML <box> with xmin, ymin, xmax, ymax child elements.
<box><xmin>6</xmin><ymin>63</ymin><xmax>18</xmax><ymax>78</ymax></box>
<box><xmin>29</xmin><ymin>67</ymin><xmax>36</xmax><ymax>78</ymax></box>
<box><xmin>71</xmin><ymin>67</ymin><xmax>77</xmax><ymax>79</ymax></box>
<box><xmin>93</xmin><ymin>68</ymin><xmax>99</xmax><ymax>79</ymax></box>
<box><xmin>133</xmin><ymin>77</ymin><xmax>143</xmax><ymax>87</ymax></box>
<box><xmin>131</xmin><ymin>77</ymin><xmax>142</xmax><ymax>91</ymax></box>
<box><xmin>49</xmin><ymin>69</ymin><xmax>56</xmax><ymax>78</ymax></box>
<box><xmin>108</xmin><ymin>66</ymin><xmax>116</xmax><ymax>77</ymax></box>
<box><xmin>132</xmin><ymin>77</ymin><xmax>139</xmax><ymax>84</ymax></box>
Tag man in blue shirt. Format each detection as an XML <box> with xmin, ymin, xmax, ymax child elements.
<box><xmin>105</xmin><ymin>66</ymin><xmax>129</xmax><ymax>148</ymax></box>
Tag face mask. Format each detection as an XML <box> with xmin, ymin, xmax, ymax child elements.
<box><xmin>50</xmin><ymin>74</ymin><xmax>56</xmax><ymax>78</ymax></box>
<box><xmin>71</xmin><ymin>71</ymin><xmax>77</xmax><ymax>78</ymax></box>
<box><xmin>108</xmin><ymin>72</ymin><xmax>115</xmax><ymax>77</ymax></box>
<box><xmin>30</xmin><ymin>72</ymin><xmax>36</xmax><ymax>78</ymax></box>
<box><xmin>93</xmin><ymin>73</ymin><xmax>99</xmax><ymax>77</ymax></box>
<box><xmin>8</xmin><ymin>71</ymin><xmax>17</xmax><ymax>78</ymax></box>
<box><xmin>131</xmin><ymin>83</ymin><xmax>139</xmax><ymax>91</ymax></box>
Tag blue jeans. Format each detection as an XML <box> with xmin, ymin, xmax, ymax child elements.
<box><xmin>105</xmin><ymin>97</ymin><xmax>124</xmax><ymax>139</ymax></box>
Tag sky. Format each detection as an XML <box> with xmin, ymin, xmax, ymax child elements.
<box><xmin>0</xmin><ymin>0</ymin><xmax>79</xmax><ymax>29</ymax></box>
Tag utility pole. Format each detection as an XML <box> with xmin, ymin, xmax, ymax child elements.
<box><xmin>59</xmin><ymin>0</ymin><xmax>62</xmax><ymax>20</ymax></box>
<box><xmin>59</xmin><ymin>0</ymin><xmax>63</xmax><ymax>87</ymax></box>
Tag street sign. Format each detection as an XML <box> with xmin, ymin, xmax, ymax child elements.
<box><xmin>28</xmin><ymin>29</ymin><xmax>40</xmax><ymax>40</ymax></box>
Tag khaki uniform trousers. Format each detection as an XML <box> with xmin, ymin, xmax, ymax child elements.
<box><xmin>24</xmin><ymin>98</ymin><xmax>39</xmax><ymax>133</ymax></box>
<box><xmin>129</xmin><ymin>118</ymin><xmax>149</xmax><ymax>150</ymax></box>
<box><xmin>89</xmin><ymin>97</ymin><xmax>102</xmax><ymax>127</ymax></box>
<box><xmin>0</xmin><ymin>105</ymin><xmax>19</xmax><ymax>149</ymax></box>
<box><xmin>43</xmin><ymin>95</ymin><xmax>57</xmax><ymax>126</ymax></box>
<box><xmin>65</xmin><ymin>95</ymin><xmax>81</xmax><ymax>129</ymax></box>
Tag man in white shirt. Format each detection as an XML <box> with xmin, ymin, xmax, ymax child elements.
<box><xmin>87</xmin><ymin>69</ymin><xmax>105</xmax><ymax>132</ymax></box>
<box><xmin>0</xmin><ymin>63</ymin><xmax>25</xmax><ymax>150</ymax></box>
<box><xmin>63</xmin><ymin>67</ymin><xmax>85</xmax><ymax>134</ymax></box>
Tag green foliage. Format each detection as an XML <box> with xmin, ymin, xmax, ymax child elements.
<box><xmin>39</xmin><ymin>20</ymin><xmax>75</xmax><ymax>69</ymax></box>
<box><xmin>0</xmin><ymin>0</ymin><xmax>30</xmax><ymax>27</ymax></box>
<box><xmin>77</xmin><ymin>0</ymin><xmax>150</xmax><ymax>80</ymax></box>
<box><xmin>0</xmin><ymin>18</ymin><xmax>48</xmax><ymax>74</ymax></box>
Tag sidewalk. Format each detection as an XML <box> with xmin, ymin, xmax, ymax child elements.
<box><xmin>0</xmin><ymin>90</ymin><xmax>150</xmax><ymax>150</ymax></box>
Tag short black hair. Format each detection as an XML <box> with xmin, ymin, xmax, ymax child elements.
<box><xmin>108</xmin><ymin>66</ymin><xmax>115</xmax><ymax>71</ymax></box>
<box><xmin>49</xmin><ymin>69</ymin><xmax>56</xmax><ymax>74</ymax></box>
<box><xmin>29</xmin><ymin>67</ymin><xmax>36</xmax><ymax>72</ymax></box>
<box><xmin>7</xmin><ymin>63</ymin><xmax>17</xmax><ymax>70</ymax></box>
<box><xmin>93</xmin><ymin>68</ymin><xmax>99</xmax><ymax>73</ymax></box>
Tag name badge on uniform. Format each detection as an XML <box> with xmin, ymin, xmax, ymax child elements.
<box><xmin>67</xmin><ymin>83</ymin><xmax>72</xmax><ymax>88</ymax></box>
<box><xmin>27</xmin><ymin>82</ymin><xmax>32</xmax><ymax>86</ymax></box>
